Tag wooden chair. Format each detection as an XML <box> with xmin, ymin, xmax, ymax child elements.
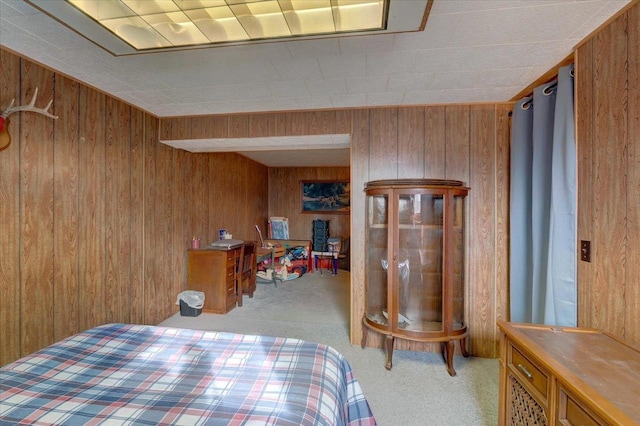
<box><xmin>319</xmin><ymin>237</ymin><xmax>342</xmax><ymax>276</ymax></box>
<box><xmin>240</xmin><ymin>241</ymin><xmax>257</xmax><ymax>301</ymax></box>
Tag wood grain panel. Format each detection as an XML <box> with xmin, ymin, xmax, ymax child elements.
<box><xmin>190</xmin><ymin>153</ymin><xmax>209</xmax><ymax>242</ymax></box>
<box><xmin>369</xmin><ymin>108</ymin><xmax>398</xmax><ymax>180</ymax></box>
<box><xmin>243</xmin><ymin>157</ymin><xmax>268</xmax><ymax>241</ymax></box>
<box><xmin>167</xmin><ymin>117</ymin><xmax>195</xmax><ymax>139</ymax></box>
<box><xmin>171</xmin><ymin>147</ymin><xmax>188</xmax><ymax>320</ymax></box>
<box><xmin>162</xmin><ymin>117</ymin><xmax>191</xmax><ymax>141</ymax></box>
<box><xmin>309</xmin><ymin>111</ymin><xmax>336</xmax><ymax>134</ymax></box>
<box><xmin>444</xmin><ymin>105</ymin><xmax>470</xmax><ymax>183</ymax></box>
<box><xmin>53</xmin><ymin>75</ymin><xmax>80</xmax><ymax>342</ymax></box>
<box><xmin>78</xmin><ymin>85</ymin><xmax>107</xmax><ymax>331</ymax></box>
<box><xmin>158</xmin><ymin>119</ymin><xmax>171</xmax><ymax>141</ymax></box>
<box><xmin>229</xmin><ymin>115</ymin><xmax>250</xmax><ymax>138</ymax></box>
<box><xmin>154</xmin><ymin>140</ymin><xmax>175</xmax><ymax>321</ymax></box>
<box><xmin>236</xmin><ymin>155</ymin><xmax>251</xmax><ymax>240</ymax></box>
<box><xmin>267</xmin><ymin>167</ymin><xmax>349</xmax><ymax>240</ymax></box>
<box><xmin>0</xmin><ymin>48</ymin><xmax>278</xmax><ymax>364</ymax></box>
<box><xmin>143</xmin><ymin>113</ymin><xmax>159</xmax><ymax>325</ymax></box>
<box><xmin>398</xmin><ymin>107</ymin><xmax>425</xmax><ymax>178</ymax></box>
<box><xmin>249</xmin><ymin>113</ymin><xmax>278</xmax><ymax>137</ymax></box>
<box><xmin>350</xmin><ymin>109</ymin><xmax>373</xmax><ymax>347</ymax></box>
<box><xmin>105</xmin><ymin>98</ymin><xmax>132</xmax><ymax>324</ymax></box>
<box><xmin>270</xmin><ymin>167</ymin><xmax>301</xmax><ymax>235</ymax></box>
<box><xmin>468</xmin><ymin>105</ymin><xmax>496</xmax><ymax>358</ymax></box>
<box><xmin>208</xmin><ymin>153</ymin><xmax>224</xmax><ymax>241</ymax></box>
<box><xmin>129</xmin><ymin>108</ymin><xmax>145</xmax><ymax>325</ymax></box>
<box><xmin>204</xmin><ymin>120</ymin><xmax>228</xmax><ymax>245</ymax></box>
<box><xmin>227</xmin><ymin>154</ymin><xmax>246</xmax><ymax>237</ymax></box>
<box><xmin>271</xmin><ymin>113</ymin><xmax>287</xmax><ymax>137</ymax></box>
<box><xmin>334</xmin><ymin>110</ymin><xmax>352</xmax><ymax>134</ymax></box>
<box><xmin>20</xmin><ymin>64</ymin><xmax>55</xmax><ymax>356</ymax></box>
<box><xmin>0</xmin><ymin>50</ymin><xmax>22</xmax><ymax>365</ymax></box>
<box><xmin>210</xmin><ymin>153</ymin><xmax>236</xmax><ymax>237</ymax></box>
<box><xmin>591</xmin><ymin>14</ymin><xmax>628</xmax><ymax>337</ymax></box>
<box><xmin>266</xmin><ymin>167</ymin><xmax>283</xmax><ymax>229</ymax></box>
<box><xmin>576</xmin><ymin>39</ymin><xmax>595</xmax><ymax>328</ymax></box>
<box><xmin>494</xmin><ymin>104</ymin><xmax>512</xmax><ymax>328</ymax></box>
<box><xmin>424</xmin><ymin>106</ymin><xmax>446</xmax><ymax>178</ymax></box>
<box><xmin>285</xmin><ymin>112</ymin><xmax>309</xmax><ymax>135</ymax></box>
<box><xmin>191</xmin><ymin>115</ymin><xmax>227</xmax><ymax>139</ymax></box>
<box><xmin>626</xmin><ymin>4</ymin><xmax>640</xmax><ymax>346</ymax></box>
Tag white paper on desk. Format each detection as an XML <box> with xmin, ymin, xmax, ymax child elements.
<box><xmin>209</xmin><ymin>239</ymin><xmax>244</xmax><ymax>250</ymax></box>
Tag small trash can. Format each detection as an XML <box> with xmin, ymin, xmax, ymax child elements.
<box><xmin>176</xmin><ymin>290</ymin><xmax>204</xmax><ymax>317</ymax></box>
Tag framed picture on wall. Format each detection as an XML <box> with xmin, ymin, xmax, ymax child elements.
<box><xmin>301</xmin><ymin>180</ymin><xmax>350</xmax><ymax>214</ymax></box>
<box><xmin>268</xmin><ymin>217</ymin><xmax>289</xmax><ymax>239</ymax></box>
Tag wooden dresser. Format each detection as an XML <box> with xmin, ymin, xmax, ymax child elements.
<box><xmin>187</xmin><ymin>248</ymin><xmax>241</xmax><ymax>314</ymax></box>
<box><xmin>498</xmin><ymin>321</ymin><xmax>640</xmax><ymax>425</ymax></box>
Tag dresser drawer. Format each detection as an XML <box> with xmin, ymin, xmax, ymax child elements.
<box><xmin>558</xmin><ymin>387</ymin><xmax>608</xmax><ymax>426</ymax></box>
<box><xmin>509</xmin><ymin>345</ymin><xmax>549</xmax><ymax>404</ymax></box>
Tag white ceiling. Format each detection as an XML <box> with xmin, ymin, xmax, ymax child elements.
<box><xmin>0</xmin><ymin>0</ymin><xmax>631</xmax><ymax>167</ymax></box>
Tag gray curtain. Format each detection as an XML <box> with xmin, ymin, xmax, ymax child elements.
<box><xmin>509</xmin><ymin>64</ymin><xmax>576</xmax><ymax>326</ymax></box>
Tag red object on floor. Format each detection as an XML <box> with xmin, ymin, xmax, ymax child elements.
<box><xmin>313</xmin><ymin>253</ymin><xmax>338</xmax><ymax>274</ymax></box>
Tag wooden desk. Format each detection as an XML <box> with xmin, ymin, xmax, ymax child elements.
<box><xmin>187</xmin><ymin>247</ymin><xmax>241</xmax><ymax>314</ymax></box>
<box><xmin>498</xmin><ymin>321</ymin><xmax>640</xmax><ymax>425</ymax></box>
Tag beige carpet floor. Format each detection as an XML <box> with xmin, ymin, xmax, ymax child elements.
<box><xmin>161</xmin><ymin>269</ymin><xmax>499</xmax><ymax>425</ymax></box>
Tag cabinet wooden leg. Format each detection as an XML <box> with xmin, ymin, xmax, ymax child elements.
<box><xmin>361</xmin><ymin>318</ymin><xmax>369</xmax><ymax>349</ymax></box>
<box><xmin>460</xmin><ymin>337</ymin><xmax>469</xmax><ymax>358</ymax></box>
<box><xmin>385</xmin><ymin>335</ymin><xmax>395</xmax><ymax>370</ymax></box>
<box><xmin>445</xmin><ymin>340</ymin><xmax>456</xmax><ymax>377</ymax></box>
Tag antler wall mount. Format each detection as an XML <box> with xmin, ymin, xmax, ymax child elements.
<box><xmin>0</xmin><ymin>87</ymin><xmax>58</xmax><ymax>151</ymax></box>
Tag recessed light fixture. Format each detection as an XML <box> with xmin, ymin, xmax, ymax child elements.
<box><xmin>28</xmin><ymin>0</ymin><xmax>431</xmax><ymax>55</ymax></box>
<box><xmin>65</xmin><ymin>0</ymin><xmax>387</xmax><ymax>50</ymax></box>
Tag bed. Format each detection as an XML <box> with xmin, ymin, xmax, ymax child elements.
<box><xmin>0</xmin><ymin>323</ymin><xmax>376</xmax><ymax>425</ymax></box>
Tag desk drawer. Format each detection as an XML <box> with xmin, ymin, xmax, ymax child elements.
<box><xmin>226</xmin><ymin>265</ymin><xmax>235</xmax><ymax>281</ymax></box>
<box><xmin>226</xmin><ymin>279</ymin><xmax>235</xmax><ymax>296</ymax></box>
<box><xmin>509</xmin><ymin>345</ymin><xmax>549</xmax><ymax>404</ymax></box>
<box><xmin>558</xmin><ymin>387</ymin><xmax>607</xmax><ymax>426</ymax></box>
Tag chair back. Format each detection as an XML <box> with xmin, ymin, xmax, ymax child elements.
<box><xmin>326</xmin><ymin>236</ymin><xmax>341</xmax><ymax>254</ymax></box>
<box><xmin>242</xmin><ymin>241</ymin><xmax>257</xmax><ymax>276</ymax></box>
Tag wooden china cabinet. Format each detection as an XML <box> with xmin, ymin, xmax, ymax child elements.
<box><xmin>361</xmin><ymin>179</ymin><xmax>469</xmax><ymax>376</ymax></box>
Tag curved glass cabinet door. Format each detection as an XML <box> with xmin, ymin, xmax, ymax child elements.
<box><xmin>364</xmin><ymin>192</ymin><xmax>389</xmax><ymax>328</ymax></box>
<box><xmin>362</xmin><ymin>179</ymin><xmax>469</xmax><ymax>376</ymax></box>
<box><xmin>397</xmin><ymin>190</ymin><xmax>445</xmax><ymax>333</ymax></box>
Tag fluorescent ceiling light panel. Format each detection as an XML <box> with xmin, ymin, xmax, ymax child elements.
<box><xmin>28</xmin><ymin>0</ymin><xmax>430</xmax><ymax>55</ymax></box>
<box><xmin>65</xmin><ymin>0</ymin><xmax>387</xmax><ymax>50</ymax></box>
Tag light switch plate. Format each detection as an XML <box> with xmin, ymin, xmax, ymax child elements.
<box><xmin>580</xmin><ymin>240</ymin><xmax>591</xmax><ymax>262</ymax></box>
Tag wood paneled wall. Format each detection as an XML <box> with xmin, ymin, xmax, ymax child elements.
<box><xmin>268</xmin><ymin>167</ymin><xmax>350</xmax><ymax>241</ymax></box>
<box><xmin>351</xmin><ymin>105</ymin><xmax>511</xmax><ymax>358</ymax></box>
<box><xmin>164</xmin><ymin>105</ymin><xmax>511</xmax><ymax>358</ymax></box>
<box><xmin>4</xmin><ymin>2</ymin><xmax>639</xmax><ymax>367</ymax></box>
<box><xmin>0</xmin><ymin>49</ymin><xmax>269</xmax><ymax>366</ymax></box>
<box><xmin>576</xmin><ymin>0</ymin><xmax>640</xmax><ymax>347</ymax></box>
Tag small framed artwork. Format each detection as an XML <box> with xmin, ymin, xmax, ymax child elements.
<box><xmin>301</xmin><ymin>180</ymin><xmax>350</xmax><ymax>214</ymax></box>
<box><xmin>268</xmin><ymin>217</ymin><xmax>289</xmax><ymax>239</ymax></box>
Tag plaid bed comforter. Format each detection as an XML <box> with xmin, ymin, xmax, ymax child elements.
<box><xmin>0</xmin><ymin>323</ymin><xmax>376</xmax><ymax>425</ymax></box>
